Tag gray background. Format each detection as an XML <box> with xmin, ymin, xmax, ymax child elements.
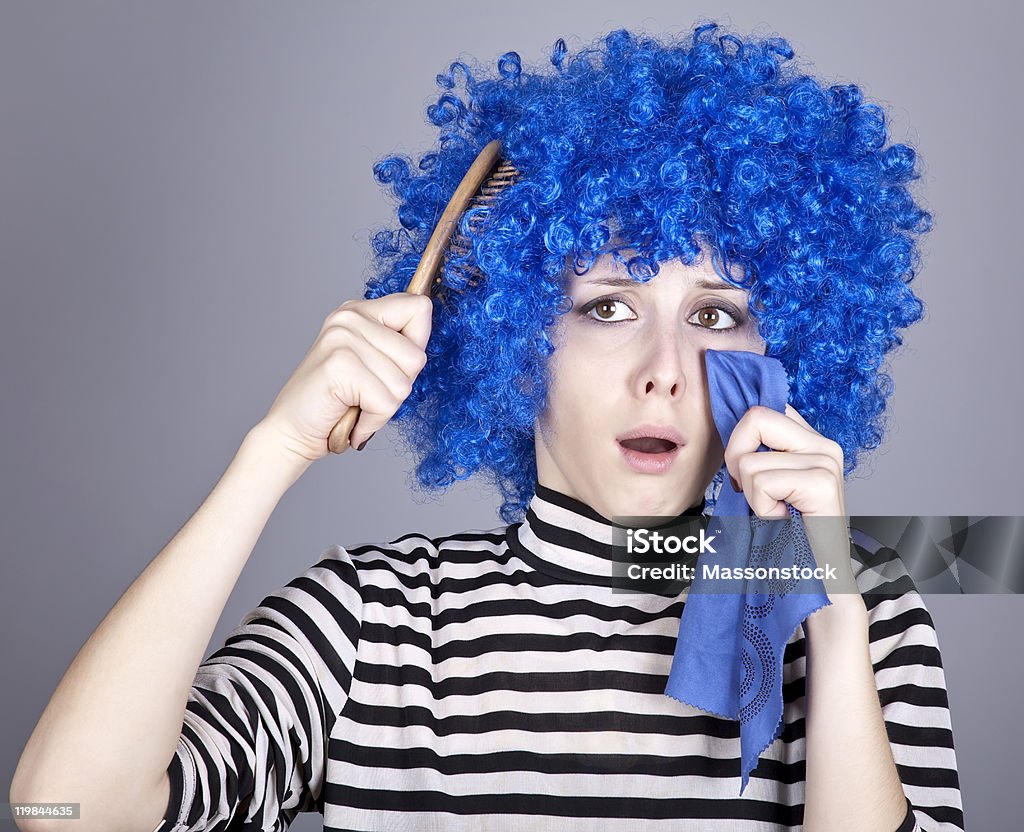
<box><xmin>1</xmin><ymin>1</ymin><xmax>1018</xmax><ymax>828</ymax></box>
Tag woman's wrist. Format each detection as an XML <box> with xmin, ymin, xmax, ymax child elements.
<box><xmin>804</xmin><ymin>593</ymin><xmax>868</xmax><ymax>643</ymax></box>
<box><xmin>240</xmin><ymin>421</ymin><xmax>315</xmax><ymax>492</ymax></box>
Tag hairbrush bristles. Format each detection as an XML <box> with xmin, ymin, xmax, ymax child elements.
<box><xmin>328</xmin><ymin>140</ymin><xmax>520</xmax><ymax>454</ymax></box>
<box><xmin>433</xmin><ymin>158</ymin><xmax>522</xmax><ymax>308</ymax></box>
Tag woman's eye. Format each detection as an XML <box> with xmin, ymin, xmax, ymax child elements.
<box><xmin>581</xmin><ymin>298</ymin><xmax>743</xmax><ymax>330</ymax></box>
<box><xmin>690</xmin><ymin>305</ymin><xmax>739</xmax><ymax>330</ymax></box>
<box><xmin>585</xmin><ymin>298</ymin><xmax>634</xmax><ymax>323</ymax></box>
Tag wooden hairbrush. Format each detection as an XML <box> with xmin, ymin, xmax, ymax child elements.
<box><xmin>327</xmin><ymin>139</ymin><xmax>522</xmax><ymax>453</ymax></box>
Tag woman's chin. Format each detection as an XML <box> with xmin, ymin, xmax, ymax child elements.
<box><xmin>603</xmin><ymin>485</ymin><xmax>700</xmax><ymax>520</ymax></box>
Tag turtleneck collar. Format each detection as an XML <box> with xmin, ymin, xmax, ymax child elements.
<box><xmin>505</xmin><ymin>481</ymin><xmax>708</xmax><ymax>586</ymax></box>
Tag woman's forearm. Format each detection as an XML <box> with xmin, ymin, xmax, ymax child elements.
<box><xmin>10</xmin><ymin>422</ymin><xmax>311</xmax><ymax>831</ymax></box>
<box><xmin>802</xmin><ymin>595</ymin><xmax>909</xmax><ymax>832</ymax></box>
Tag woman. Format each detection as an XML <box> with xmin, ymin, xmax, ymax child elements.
<box><xmin>11</xmin><ymin>23</ymin><xmax>963</xmax><ymax>832</ymax></box>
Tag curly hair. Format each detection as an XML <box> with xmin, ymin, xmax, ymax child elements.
<box><xmin>363</xmin><ymin>22</ymin><xmax>931</xmax><ymax>524</ymax></box>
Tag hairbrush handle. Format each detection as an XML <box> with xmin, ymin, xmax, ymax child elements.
<box><xmin>327</xmin><ymin>140</ymin><xmax>504</xmax><ymax>454</ymax></box>
<box><xmin>327</xmin><ymin>406</ymin><xmax>361</xmax><ymax>454</ymax></box>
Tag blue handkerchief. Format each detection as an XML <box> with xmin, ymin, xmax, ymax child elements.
<box><xmin>664</xmin><ymin>348</ymin><xmax>832</xmax><ymax>795</ymax></box>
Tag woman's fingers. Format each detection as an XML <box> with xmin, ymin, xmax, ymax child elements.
<box><xmin>723</xmin><ymin>405</ymin><xmax>846</xmax><ymax>518</ymax></box>
<box><xmin>322</xmin><ymin>296</ymin><xmax>432</xmax><ymax>379</ymax></box>
<box><xmin>259</xmin><ymin>292</ymin><xmax>434</xmax><ymax>463</ymax></box>
<box><xmin>735</xmin><ymin>463</ymin><xmax>845</xmax><ymax>519</ymax></box>
<box><xmin>783</xmin><ymin>402</ymin><xmax>815</xmax><ymax>430</ymax></box>
<box><xmin>724</xmin><ymin>406</ymin><xmax>843</xmax><ymax>478</ymax></box>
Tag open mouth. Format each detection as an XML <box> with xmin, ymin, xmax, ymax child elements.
<box><xmin>618</xmin><ymin>437</ymin><xmax>679</xmax><ymax>454</ymax></box>
<box><xmin>617</xmin><ymin>435</ymin><xmax>682</xmax><ymax>474</ymax></box>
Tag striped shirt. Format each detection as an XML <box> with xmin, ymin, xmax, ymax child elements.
<box><xmin>154</xmin><ymin>482</ymin><xmax>964</xmax><ymax>831</ymax></box>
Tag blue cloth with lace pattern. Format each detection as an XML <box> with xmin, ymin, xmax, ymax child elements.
<box><xmin>664</xmin><ymin>348</ymin><xmax>832</xmax><ymax>795</ymax></box>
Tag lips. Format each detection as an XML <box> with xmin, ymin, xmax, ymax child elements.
<box><xmin>616</xmin><ymin>424</ymin><xmax>685</xmax><ymax>474</ymax></box>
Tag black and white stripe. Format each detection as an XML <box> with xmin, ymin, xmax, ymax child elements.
<box><xmin>154</xmin><ymin>483</ymin><xmax>964</xmax><ymax>831</ymax></box>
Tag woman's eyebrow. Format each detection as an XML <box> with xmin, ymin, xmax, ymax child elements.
<box><xmin>582</xmin><ymin>276</ymin><xmax>747</xmax><ymax>292</ymax></box>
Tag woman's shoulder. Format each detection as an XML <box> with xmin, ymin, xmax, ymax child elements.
<box><xmin>848</xmin><ymin>528</ymin><xmax>947</xmax><ymax>661</ymax></box>
<box><xmin>325</xmin><ymin>523</ymin><xmax>513</xmax><ymax>573</ymax></box>
<box><xmin>850</xmin><ymin>528</ymin><xmax>921</xmax><ymax>599</ymax></box>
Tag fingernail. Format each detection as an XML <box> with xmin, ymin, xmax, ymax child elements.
<box><xmin>356</xmin><ymin>433</ymin><xmax>374</xmax><ymax>452</ymax></box>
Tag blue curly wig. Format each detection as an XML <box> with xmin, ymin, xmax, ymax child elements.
<box><xmin>364</xmin><ymin>22</ymin><xmax>931</xmax><ymax>524</ymax></box>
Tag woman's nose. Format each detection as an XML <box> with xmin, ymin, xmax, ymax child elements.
<box><xmin>635</xmin><ymin>327</ymin><xmax>690</xmax><ymax>400</ymax></box>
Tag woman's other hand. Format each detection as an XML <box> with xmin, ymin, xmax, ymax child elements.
<box><xmin>256</xmin><ymin>292</ymin><xmax>433</xmax><ymax>465</ymax></box>
<box><xmin>722</xmin><ymin>403</ymin><xmax>846</xmax><ymax>518</ymax></box>
<box><xmin>722</xmin><ymin>403</ymin><xmax>857</xmax><ymax>598</ymax></box>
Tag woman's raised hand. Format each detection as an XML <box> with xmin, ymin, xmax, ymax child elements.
<box><xmin>256</xmin><ymin>292</ymin><xmax>433</xmax><ymax>465</ymax></box>
<box><xmin>722</xmin><ymin>403</ymin><xmax>846</xmax><ymax>519</ymax></box>
<box><xmin>722</xmin><ymin>402</ymin><xmax>858</xmax><ymax>600</ymax></box>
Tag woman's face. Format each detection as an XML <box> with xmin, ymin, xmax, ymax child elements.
<box><xmin>534</xmin><ymin>251</ymin><xmax>766</xmax><ymax>519</ymax></box>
